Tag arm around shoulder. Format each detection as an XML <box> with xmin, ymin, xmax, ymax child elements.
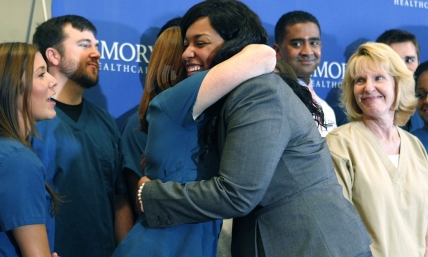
<box><xmin>193</xmin><ymin>44</ymin><xmax>276</xmax><ymax>119</ymax></box>
<box><xmin>143</xmin><ymin>74</ymin><xmax>289</xmax><ymax>228</ymax></box>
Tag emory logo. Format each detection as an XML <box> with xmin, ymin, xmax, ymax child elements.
<box><xmin>312</xmin><ymin>61</ymin><xmax>347</xmax><ymax>89</ymax></box>
<box><xmin>394</xmin><ymin>0</ymin><xmax>428</xmax><ymax>9</ymax></box>
<box><xmin>97</xmin><ymin>40</ymin><xmax>154</xmax><ymax>74</ymax></box>
<box><xmin>96</xmin><ymin>39</ymin><xmax>348</xmax><ymax>89</ymax></box>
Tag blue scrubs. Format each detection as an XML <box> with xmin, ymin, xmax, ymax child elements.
<box><xmin>0</xmin><ymin>138</ymin><xmax>55</xmax><ymax>256</ymax></box>
<box><xmin>120</xmin><ymin>110</ymin><xmax>147</xmax><ymax>177</ymax></box>
<box><xmin>410</xmin><ymin>114</ymin><xmax>424</xmax><ymax>132</ymax></box>
<box><xmin>412</xmin><ymin>128</ymin><xmax>428</xmax><ymax>151</ymax></box>
<box><xmin>113</xmin><ymin>70</ymin><xmax>222</xmax><ymax>257</ymax></box>
<box><xmin>31</xmin><ymin>100</ymin><xmax>124</xmax><ymax>257</ymax></box>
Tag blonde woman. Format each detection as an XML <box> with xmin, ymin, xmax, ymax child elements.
<box><xmin>326</xmin><ymin>42</ymin><xmax>428</xmax><ymax>256</ymax></box>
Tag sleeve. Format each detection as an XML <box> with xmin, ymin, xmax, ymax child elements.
<box><xmin>120</xmin><ymin>111</ymin><xmax>147</xmax><ymax>177</ymax></box>
<box><xmin>326</xmin><ymin>134</ymin><xmax>355</xmax><ymax>202</ymax></box>
<box><xmin>0</xmin><ymin>149</ymin><xmax>47</xmax><ymax>231</ymax></box>
<box><xmin>143</xmin><ymin>74</ymin><xmax>290</xmax><ymax>227</ymax></box>
<box><xmin>156</xmin><ymin>70</ymin><xmax>209</xmax><ymax>127</ymax></box>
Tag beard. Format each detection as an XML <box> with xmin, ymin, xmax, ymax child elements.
<box><xmin>60</xmin><ymin>56</ymin><xmax>99</xmax><ymax>89</ymax></box>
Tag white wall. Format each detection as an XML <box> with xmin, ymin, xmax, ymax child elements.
<box><xmin>0</xmin><ymin>0</ymin><xmax>52</xmax><ymax>43</ymax></box>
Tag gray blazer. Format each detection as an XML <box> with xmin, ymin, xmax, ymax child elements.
<box><xmin>144</xmin><ymin>73</ymin><xmax>372</xmax><ymax>257</ymax></box>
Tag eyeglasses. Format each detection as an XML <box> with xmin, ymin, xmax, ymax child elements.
<box><xmin>415</xmin><ymin>91</ymin><xmax>428</xmax><ymax>100</ymax></box>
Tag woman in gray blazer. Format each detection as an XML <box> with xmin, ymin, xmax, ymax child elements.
<box><xmin>138</xmin><ymin>1</ymin><xmax>372</xmax><ymax>256</ymax></box>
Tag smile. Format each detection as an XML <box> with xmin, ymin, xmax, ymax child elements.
<box><xmin>187</xmin><ymin>66</ymin><xmax>201</xmax><ymax>72</ymax></box>
<box><xmin>361</xmin><ymin>95</ymin><xmax>382</xmax><ymax>101</ymax></box>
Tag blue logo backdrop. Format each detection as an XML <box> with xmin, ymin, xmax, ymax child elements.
<box><xmin>52</xmin><ymin>0</ymin><xmax>428</xmax><ymax>127</ymax></box>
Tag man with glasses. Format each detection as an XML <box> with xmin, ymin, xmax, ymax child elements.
<box><xmin>411</xmin><ymin>61</ymin><xmax>428</xmax><ymax>150</ymax></box>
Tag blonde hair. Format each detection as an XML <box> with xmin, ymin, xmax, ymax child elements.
<box><xmin>341</xmin><ymin>42</ymin><xmax>416</xmax><ymax>126</ymax></box>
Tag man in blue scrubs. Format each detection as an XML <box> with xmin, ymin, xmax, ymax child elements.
<box><xmin>31</xmin><ymin>15</ymin><xmax>133</xmax><ymax>257</ymax></box>
<box><xmin>377</xmin><ymin>29</ymin><xmax>424</xmax><ymax>132</ymax></box>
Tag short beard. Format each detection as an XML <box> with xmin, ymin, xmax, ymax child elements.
<box><xmin>60</xmin><ymin>57</ymin><xmax>99</xmax><ymax>89</ymax></box>
<box><xmin>69</xmin><ymin>72</ymin><xmax>99</xmax><ymax>89</ymax></box>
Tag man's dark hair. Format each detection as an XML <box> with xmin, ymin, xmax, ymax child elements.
<box><xmin>376</xmin><ymin>29</ymin><xmax>420</xmax><ymax>60</ymax></box>
<box><xmin>32</xmin><ymin>15</ymin><xmax>97</xmax><ymax>62</ymax></box>
<box><xmin>274</xmin><ymin>10</ymin><xmax>321</xmax><ymax>45</ymax></box>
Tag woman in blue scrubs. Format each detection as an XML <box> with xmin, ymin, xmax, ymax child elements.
<box><xmin>0</xmin><ymin>42</ymin><xmax>59</xmax><ymax>257</ymax></box>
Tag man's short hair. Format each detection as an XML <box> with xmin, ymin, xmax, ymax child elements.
<box><xmin>274</xmin><ymin>11</ymin><xmax>321</xmax><ymax>45</ymax></box>
<box><xmin>32</xmin><ymin>15</ymin><xmax>97</xmax><ymax>63</ymax></box>
<box><xmin>376</xmin><ymin>29</ymin><xmax>420</xmax><ymax>60</ymax></box>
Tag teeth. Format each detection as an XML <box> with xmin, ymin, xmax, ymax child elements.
<box><xmin>188</xmin><ymin>66</ymin><xmax>201</xmax><ymax>72</ymax></box>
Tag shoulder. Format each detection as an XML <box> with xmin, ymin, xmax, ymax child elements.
<box><xmin>0</xmin><ymin>139</ymin><xmax>46</xmax><ymax>231</ymax></box>
<box><xmin>221</xmin><ymin>73</ymin><xmax>287</xmax><ymax>120</ymax></box>
<box><xmin>328</xmin><ymin>122</ymin><xmax>360</xmax><ymax>136</ymax></box>
<box><xmin>0</xmin><ymin>138</ymin><xmax>44</xmax><ymax>181</ymax></box>
<box><xmin>164</xmin><ymin>70</ymin><xmax>208</xmax><ymax>94</ymax></box>
<box><xmin>399</xmin><ymin>126</ymin><xmax>422</xmax><ymax>142</ymax></box>
<box><xmin>326</xmin><ymin>122</ymin><xmax>362</xmax><ymax>149</ymax></box>
<box><xmin>224</xmin><ymin>73</ymin><xmax>286</xmax><ymax>104</ymax></box>
<box><xmin>0</xmin><ymin>138</ymin><xmax>37</xmax><ymax>163</ymax></box>
<box><xmin>121</xmin><ymin>111</ymin><xmax>147</xmax><ymax>146</ymax></box>
<box><xmin>157</xmin><ymin>70</ymin><xmax>209</xmax><ymax>104</ymax></box>
<box><xmin>411</xmin><ymin>128</ymin><xmax>427</xmax><ymax>138</ymax></box>
<box><xmin>400</xmin><ymin>127</ymin><xmax>427</xmax><ymax>152</ymax></box>
<box><xmin>121</xmin><ymin>111</ymin><xmax>141</xmax><ymax>133</ymax></box>
<box><xmin>239</xmin><ymin>72</ymin><xmax>284</xmax><ymax>88</ymax></box>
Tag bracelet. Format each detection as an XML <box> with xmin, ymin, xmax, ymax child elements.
<box><xmin>137</xmin><ymin>183</ymin><xmax>145</xmax><ymax>204</ymax></box>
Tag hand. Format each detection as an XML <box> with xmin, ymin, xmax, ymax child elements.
<box><xmin>52</xmin><ymin>252</ymin><xmax>59</xmax><ymax>257</ymax></box>
<box><xmin>138</xmin><ymin>176</ymin><xmax>151</xmax><ymax>187</ymax></box>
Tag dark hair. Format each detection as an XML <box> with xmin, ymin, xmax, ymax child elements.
<box><xmin>275</xmin><ymin>10</ymin><xmax>321</xmax><ymax>45</ymax></box>
<box><xmin>181</xmin><ymin>0</ymin><xmax>268</xmax><ymax>67</ymax></box>
<box><xmin>414</xmin><ymin>60</ymin><xmax>428</xmax><ymax>88</ymax></box>
<box><xmin>376</xmin><ymin>29</ymin><xmax>420</xmax><ymax>61</ymax></box>
<box><xmin>157</xmin><ymin>17</ymin><xmax>182</xmax><ymax>38</ymax></box>
<box><xmin>32</xmin><ymin>15</ymin><xmax>97</xmax><ymax>63</ymax></box>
